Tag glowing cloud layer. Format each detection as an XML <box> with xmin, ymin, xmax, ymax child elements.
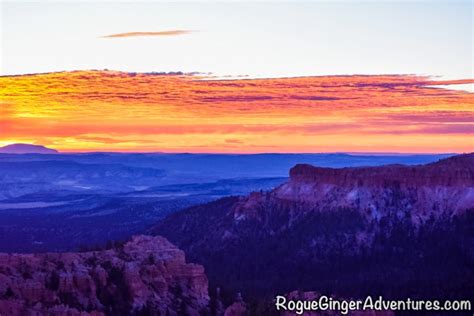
<box><xmin>0</xmin><ymin>71</ymin><xmax>472</xmax><ymax>153</ymax></box>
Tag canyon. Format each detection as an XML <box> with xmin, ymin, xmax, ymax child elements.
<box><xmin>0</xmin><ymin>153</ymin><xmax>472</xmax><ymax>314</ymax></box>
<box><xmin>152</xmin><ymin>153</ymin><xmax>474</xmax><ymax>302</ymax></box>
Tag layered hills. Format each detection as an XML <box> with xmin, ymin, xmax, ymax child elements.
<box><xmin>1</xmin><ymin>154</ymin><xmax>472</xmax><ymax>314</ymax></box>
<box><xmin>151</xmin><ymin>153</ymin><xmax>474</xmax><ymax>300</ymax></box>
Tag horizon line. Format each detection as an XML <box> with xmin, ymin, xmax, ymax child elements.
<box><xmin>0</xmin><ymin>143</ymin><xmax>464</xmax><ymax>156</ymax></box>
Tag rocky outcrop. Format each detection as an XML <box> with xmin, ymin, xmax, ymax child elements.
<box><xmin>235</xmin><ymin>153</ymin><xmax>474</xmax><ymax>223</ymax></box>
<box><xmin>288</xmin><ymin>153</ymin><xmax>474</xmax><ymax>187</ymax></box>
<box><xmin>0</xmin><ymin>235</ymin><xmax>209</xmax><ymax>316</ymax></box>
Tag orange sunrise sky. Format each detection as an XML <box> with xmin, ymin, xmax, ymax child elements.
<box><xmin>1</xmin><ymin>1</ymin><xmax>473</xmax><ymax>153</ymax></box>
<box><xmin>0</xmin><ymin>71</ymin><xmax>473</xmax><ymax>153</ymax></box>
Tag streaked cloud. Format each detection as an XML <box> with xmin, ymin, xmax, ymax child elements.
<box><xmin>100</xmin><ymin>30</ymin><xmax>193</xmax><ymax>38</ymax></box>
<box><xmin>0</xmin><ymin>71</ymin><xmax>472</xmax><ymax>153</ymax></box>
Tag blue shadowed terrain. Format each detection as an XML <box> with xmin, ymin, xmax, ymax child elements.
<box><xmin>0</xmin><ymin>152</ymin><xmax>452</xmax><ymax>252</ymax></box>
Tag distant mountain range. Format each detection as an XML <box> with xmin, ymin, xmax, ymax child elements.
<box><xmin>0</xmin><ymin>143</ymin><xmax>58</xmax><ymax>154</ymax></box>
<box><xmin>151</xmin><ymin>153</ymin><xmax>474</xmax><ymax>301</ymax></box>
<box><xmin>0</xmin><ymin>149</ymin><xmax>455</xmax><ymax>253</ymax></box>
<box><xmin>0</xmin><ymin>149</ymin><xmax>452</xmax><ymax>200</ymax></box>
<box><xmin>0</xmin><ymin>152</ymin><xmax>472</xmax><ymax>315</ymax></box>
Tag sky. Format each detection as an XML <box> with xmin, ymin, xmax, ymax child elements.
<box><xmin>0</xmin><ymin>1</ymin><xmax>473</xmax><ymax>153</ymax></box>
<box><xmin>1</xmin><ymin>71</ymin><xmax>473</xmax><ymax>153</ymax></box>
<box><xmin>1</xmin><ymin>1</ymin><xmax>472</xmax><ymax>79</ymax></box>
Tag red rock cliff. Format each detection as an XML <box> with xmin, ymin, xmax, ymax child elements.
<box><xmin>0</xmin><ymin>235</ymin><xmax>209</xmax><ymax>316</ymax></box>
<box><xmin>232</xmin><ymin>153</ymin><xmax>474</xmax><ymax>223</ymax></box>
<box><xmin>289</xmin><ymin>153</ymin><xmax>474</xmax><ymax>187</ymax></box>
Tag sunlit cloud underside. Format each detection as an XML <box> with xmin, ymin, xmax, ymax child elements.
<box><xmin>100</xmin><ymin>30</ymin><xmax>193</xmax><ymax>38</ymax></box>
<box><xmin>0</xmin><ymin>71</ymin><xmax>472</xmax><ymax>153</ymax></box>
